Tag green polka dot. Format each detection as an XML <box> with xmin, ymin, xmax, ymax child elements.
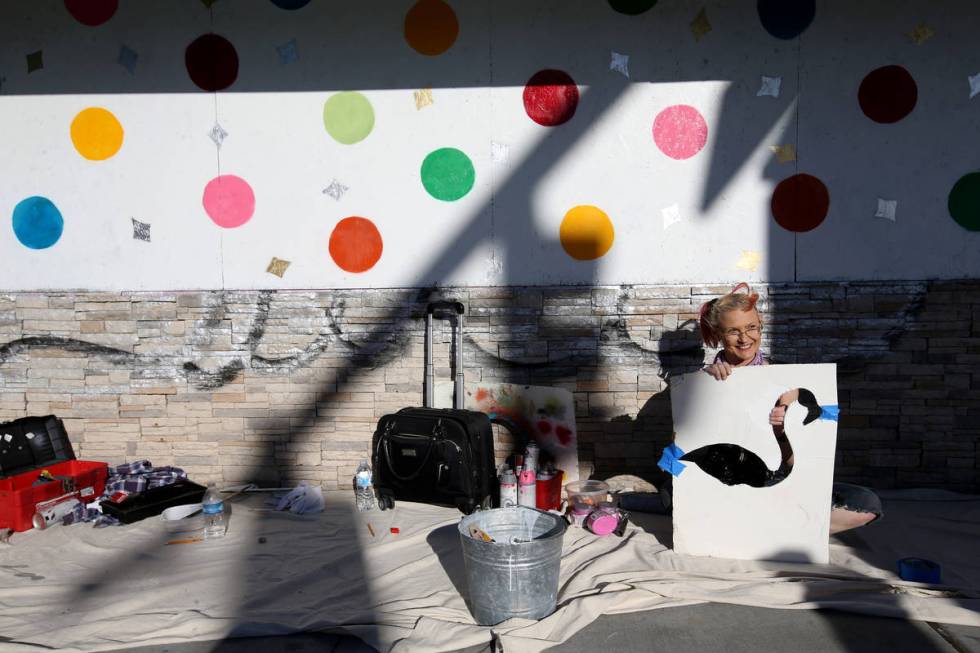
<box><xmin>608</xmin><ymin>0</ymin><xmax>658</xmax><ymax>15</ymax></box>
<box><xmin>420</xmin><ymin>148</ymin><xmax>475</xmax><ymax>201</ymax></box>
<box><xmin>323</xmin><ymin>92</ymin><xmax>374</xmax><ymax>145</ymax></box>
<box><xmin>949</xmin><ymin>172</ymin><xmax>980</xmax><ymax>231</ymax></box>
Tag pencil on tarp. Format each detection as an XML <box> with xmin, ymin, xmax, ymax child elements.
<box><xmin>167</xmin><ymin>537</ymin><xmax>203</xmax><ymax>545</ymax></box>
<box><xmin>367</xmin><ymin>523</ymin><xmax>375</xmax><ymax>537</ymax></box>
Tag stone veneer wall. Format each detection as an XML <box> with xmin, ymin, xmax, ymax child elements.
<box><xmin>0</xmin><ymin>281</ymin><xmax>977</xmax><ymax>492</ymax></box>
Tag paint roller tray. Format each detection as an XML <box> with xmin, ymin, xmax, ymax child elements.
<box><xmin>101</xmin><ymin>479</ymin><xmax>207</xmax><ymax>524</ymax></box>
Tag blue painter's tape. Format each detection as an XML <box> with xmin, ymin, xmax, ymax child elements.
<box><xmin>657</xmin><ymin>443</ymin><xmax>687</xmax><ymax>476</ymax></box>
<box><xmin>819</xmin><ymin>405</ymin><xmax>840</xmax><ymax>421</ymax></box>
<box><xmin>897</xmin><ymin>557</ymin><xmax>942</xmax><ymax>584</ymax></box>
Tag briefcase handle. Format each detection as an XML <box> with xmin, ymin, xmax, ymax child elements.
<box><xmin>379</xmin><ymin>432</ymin><xmax>437</xmax><ymax>482</ymax></box>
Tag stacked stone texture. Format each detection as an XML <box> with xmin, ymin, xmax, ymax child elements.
<box><xmin>0</xmin><ymin>282</ymin><xmax>976</xmax><ymax>492</ymax></box>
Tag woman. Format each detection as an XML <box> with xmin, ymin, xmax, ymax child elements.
<box><xmin>689</xmin><ymin>282</ymin><xmax>883</xmax><ymax>535</ymax></box>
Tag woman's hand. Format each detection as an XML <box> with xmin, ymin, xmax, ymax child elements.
<box><xmin>769</xmin><ymin>404</ymin><xmax>787</xmax><ymax>427</ymax></box>
<box><xmin>704</xmin><ymin>360</ymin><xmax>733</xmax><ymax>380</ymax></box>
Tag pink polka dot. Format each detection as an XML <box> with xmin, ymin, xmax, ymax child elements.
<box><xmin>652</xmin><ymin>105</ymin><xmax>708</xmax><ymax>160</ymax></box>
<box><xmin>202</xmin><ymin>175</ymin><xmax>255</xmax><ymax>228</ymax></box>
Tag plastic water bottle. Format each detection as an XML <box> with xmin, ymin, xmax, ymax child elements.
<box><xmin>354</xmin><ymin>460</ymin><xmax>375</xmax><ymax>512</ymax></box>
<box><xmin>202</xmin><ymin>481</ymin><xmax>226</xmax><ymax>540</ymax></box>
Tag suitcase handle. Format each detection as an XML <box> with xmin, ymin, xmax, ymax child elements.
<box><xmin>379</xmin><ymin>432</ymin><xmax>437</xmax><ymax>482</ymax></box>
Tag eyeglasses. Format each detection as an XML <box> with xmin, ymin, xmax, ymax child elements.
<box><xmin>722</xmin><ymin>324</ymin><xmax>761</xmax><ymax>340</ymax></box>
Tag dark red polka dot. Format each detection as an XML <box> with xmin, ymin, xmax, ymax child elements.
<box><xmin>64</xmin><ymin>0</ymin><xmax>118</xmax><ymax>26</ymax></box>
<box><xmin>771</xmin><ymin>173</ymin><xmax>830</xmax><ymax>232</ymax></box>
<box><xmin>185</xmin><ymin>34</ymin><xmax>239</xmax><ymax>92</ymax></box>
<box><xmin>523</xmin><ymin>69</ymin><xmax>579</xmax><ymax>127</ymax></box>
<box><xmin>858</xmin><ymin>65</ymin><xmax>917</xmax><ymax>124</ymax></box>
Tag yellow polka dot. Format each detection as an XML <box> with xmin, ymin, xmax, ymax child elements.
<box><xmin>71</xmin><ymin>107</ymin><xmax>124</xmax><ymax>161</ymax></box>
<box><xmin>560</xmin><ymin>205</ymin><xmax>614</xmax><ymax>260</ymax></box>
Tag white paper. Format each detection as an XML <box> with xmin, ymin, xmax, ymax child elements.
<box><xmin>662</xmin><ymin>203</ymin><xmax>681</xmax><ymax>230</ymax></box>
<box><xmin>490</xmin><ymin>141</ymin><xmax>510</xmax><ymax>164</ymax></box>
<box><xmin>874</xmin><ymin>198</ymin><xmax>897</xmax><ymax>222</ymax></box>
<box><xmin>969</xmin><ymin>73</ymin><xmax>980</xmax><ymax>99</ymax></box>
<box><xmin>757</xmin><ymin>75</ymin><xmax>782</xmax><ymax>98</ymax></box>
<box><xmin>609</xmin><ymin>51</ymin><xmax>630</xmax><ymax>78</ymax></box>
<box><xmin>669</xmin><ymin>364</ymin><xmax>838</xmax><ymax>563</ymax></box>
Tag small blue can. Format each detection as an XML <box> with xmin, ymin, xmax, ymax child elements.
<box><xmin>897</xmin><ymin>558</ymin><xmax>942</xmax><ymax>584</ymax></box>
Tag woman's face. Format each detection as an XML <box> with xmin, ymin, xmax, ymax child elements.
<box><xmin>717</xmin><ymin>307</ymin><xmax>762</xmax><ymax>365</ymax></box>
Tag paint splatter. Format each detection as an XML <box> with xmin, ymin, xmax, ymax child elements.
<box><xmin>404</xmin><ymin>0</ymin><xmax>459</xmax><ymax>56</ymax></box>
<box><xmin>874</xmin><ymin>198</ymin><xmax>897</xmax><ymax>222</ymax></box>
<box><xmin>13</xmin><ymin>196</ymin><xmax>64</xmax><ymax>249</ymax></box>
<box><xmin>270</xmin><ymin>0</ymin><xmax>311</xmax><ymax>9</ymax></box>
<box><xmin>858</xmin><ymin>65</ymin><xmax>917</xmax><ymax>124</ymax></box>
<box><xmin>523</xmin><ymin>69</ymin><xmax>579</xmax><ymax>127</ymax></box>
<box><xmin>690</xmin><ymin>8</ymin><xmax>712</xmax><ymax>41</ymax></box>
<box><xmin>26</xmin><ymin>51</ymin><xmax>43</xmax><ymax>73</ymax></box>
<box><xmin>769</xmin><ymin>144</ymin><xmax>796</xmax><ymax>163</ymax></box>
<box><xmin>65</xmin><ymin>0</ymin><xmax>118</xmax><ymax>26</ymax></box>
<box><xmin>906</xmin><ymin>23</ymin><xmax>935</xmax><ymax>45</ymax></box>
<box><xmin>266</xmin><ymin>257</ymin><xmax>290</xmax><ymax>277</ymax></box>
<box><xmin>560</xmin><ymin>205</ymin><xmax>615</xmax><ymax>260</ymax></box>
<box><xmin>414</xmin><ymin>87</ymin><xmax>434</xmax><ymax>110</ymax></box>
<box><xmin>608</xmin><ymin>0</ymin><xmax>658</xmax><ymax>15</ymax></box>
<box><xmin>185</xmin><ymin>34</ymin><xmax>239</xmax><ymax>92</ymax></box>
<box><xmin>70</xmin><ymin>107</ymin><xmax>124</xmax><ymax>161</ymax></box>
<box><xmin>131</xmin><ymin>218</ymin><xmax>151</xmax><ymax>242</ymax></box>
<box><xmin>771</xmin><ymin>173</ymin><xmax>830</xmax><ymax>232</ymax></box>
<box><xmin>323</xmin><ymin>179</ymin><xmax>349</xmax><ymax>200</ymax></box>
<box><xmin>421</xmin><ymin>148</ymin><xmax>475</xmax><ymax>201</ymax></box>
<box><xmin>969</xmin><ymin>73</ymin><xmax>980</xmax><ymax>99</ymax></box>
<box><xmin>329</xmin><ymin>217</ymin><xmax>383</xmax><ymax>273</ymax></box>
<box><xmin>323</xmin><ymin>92</ymin><xmax>375</xmax><ymax>145</ymax></box>
<box><xmin>117</xmin><ymin>45</ymin><xmax>138</xmax><ymax>74</ymax></box>
<box><xmin>757</xmin><ymin>0</ymin><xmax>815</xmax><ymax>40</ymax></box>
<box><xmin>202</xmin><ymin>175</ymin><xmax>255</xmax><ymax>228</ymax></box>
<box><xmin>948</xmin><ymin>172</ymin><xmax>980</xmax><ymax>231</ymax></box>
<box><xmin>653</xmin><ymin>105</ymin><xmax>708</xmax><ymax>160</ymax></box>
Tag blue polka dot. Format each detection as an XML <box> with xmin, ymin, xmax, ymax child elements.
<box><xmin>757</xmin><ymin>0</ymin><xmax>815</xmax><ymax>40</ymax></box>
<box><xmin>269</xmin><ymin>0</ymin><xmax>310</xmax><ymax>9</ymax></box>
<box><xmin>13</xmin><ymin>196</ymin><xmax>64</xmax><ymax>249</ymax></box>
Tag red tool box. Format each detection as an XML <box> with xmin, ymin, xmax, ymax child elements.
<box><xmin>0</xmin><ymin>415</ymin><xmax>108</xmax><ymax>532</ymax></box>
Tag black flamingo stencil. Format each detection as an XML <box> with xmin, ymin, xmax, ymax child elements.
<box><xmin>679</xmin><ymin>388</ymin><xmax>823</xmax><ymax>488</ymax></box>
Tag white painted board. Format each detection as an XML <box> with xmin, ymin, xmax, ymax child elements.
<box><xmin>669</xmin><ymin>364</ymin><xmax>838</xmax><ymax>563</ymax></box>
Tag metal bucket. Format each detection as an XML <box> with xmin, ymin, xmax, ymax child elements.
<box><xmin>457</xmin><ymin>506</ymin><xmax>566</xmax><ymax>626</ymax></box>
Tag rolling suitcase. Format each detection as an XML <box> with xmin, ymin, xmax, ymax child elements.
<box><xmin>372</xmin><ymin>301</ymin><xmax>497</xmax><ymax>514</ymax></box>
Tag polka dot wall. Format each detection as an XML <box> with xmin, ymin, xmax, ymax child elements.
<box><xmin>2</xmin><ymin>0</ymin><xmax>978</xmax><ymax>290</ymax></box>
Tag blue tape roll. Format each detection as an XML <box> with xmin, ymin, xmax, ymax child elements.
<box><xmin>819</xmin><ymin>405</ymin><xmax>840</xmax><ymax>421</ymax></box>
<box><xmin>657</xmin><ymin>443</ymin><xmax>687</xmax><ymax>476</ymax></box>
<box><xmin>897</xmin><ymin>557</ymin><xmax>942</xmax><ymax>584</ymax></box>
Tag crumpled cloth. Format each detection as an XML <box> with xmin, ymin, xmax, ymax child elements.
<box><xmin>272</xmin><ymin>481</ymin><xmax>325</xmax><ymax>514</ymax></box>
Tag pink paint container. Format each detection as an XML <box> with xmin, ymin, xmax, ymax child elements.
<box><xmin>586</xmin><ymin>505</ymin><xmax>620</xmax><ymax>536</ymax></box>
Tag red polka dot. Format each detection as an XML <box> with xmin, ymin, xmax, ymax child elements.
<box><xmin>771</xmin><ymin>173</ymin><xmax>830</xmax><ymax>232</ymax></box>
<box><xmin>64</xmin><ymin>0</ymin><xmax>118</xmax><ymax>26</ymax></box>
<box><xmin>858</xmin><ymin>65</ymin><xmax>917</xmax><ymax>124</ymax></box>
<box><xmin>523</xmin><ymin>69</ymin><xmax>579</xmax><ymax>126</ymax></box>
<box><xmin>185</xmin><ymin>34</ymin><xmax>239</xmax><ymax>92</ymax></box>
<box><xmin>652</xmin><ymin>105</ymin><xmax>708</xmax><ymax>160</ymax></box>
<box><xmin>202</xmin><ymin>175</ymin><xmax>255</xmax><ymax>228</ymax></box>
<box><xmin>329</xmin><ymin>217</ymin><xmax>383</xmax><ymax>273</ymax></box>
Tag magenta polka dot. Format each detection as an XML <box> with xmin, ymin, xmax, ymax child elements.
<box><xmin>202</xmin><ymin>175</ymin><xmax>255</xmax><ymax>228</ymax></box>
<box><xmin>652</xmin><ymin>105</ymin><xmax>708</xmax><ymax>160</ymax></box>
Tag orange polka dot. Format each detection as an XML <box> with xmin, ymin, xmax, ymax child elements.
<box><xmin>329</xmin><ymin>217</ymin><xmax>383</xmax><ymax>273</ymax></box>
<box><xmin>404</xmin><ymin>0</ymin><xmax>459</xmax><ymax>56</ymax></box>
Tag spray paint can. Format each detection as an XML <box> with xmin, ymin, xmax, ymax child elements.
<box><xmin>499</xmin><ymin>467</ymin><xmax>518</xmax><ymax>508</ymax></box>
<box><xmin>518</xmin><ymin>469</ymin><xmax>537</xmax><ymax>508</ymax></box>
<box><xmin>524</xmin><ymin>440</ymin><xmax>540</xmax><ymax>473</ymax></box>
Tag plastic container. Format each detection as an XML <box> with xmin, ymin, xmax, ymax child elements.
<box><xmin>535</xmin><ymin>468</ymin><xmax>564</xmax><ymax>511</ymax></box>
<box><xmin>458</xmin><ymin>506</ymin><xmax>566</xmax><ymax>625</ymax></box>
<box><xmin>354</xmin><ymin>460</ymin><xmax>375</xmax><ymax>512</ymax></box>
<box><xmin>586</xmin><ymin>503</ymin><xmax>620</xmax><ymax>536</ymax></box>
<box><xmin>564</xmin><ymin>480</ymin><xmax>609</xmax><ymax>512</ymax></box>
<box><xmin>161</xmin><ymin>503</ymin><xmax>204</xmax><ymax>534</ymax></box>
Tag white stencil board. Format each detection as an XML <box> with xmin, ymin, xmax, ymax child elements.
<box><xmin>669</xmin><ymin>364</ymin><xmax>838</xmax><ymax>563</ymax></box>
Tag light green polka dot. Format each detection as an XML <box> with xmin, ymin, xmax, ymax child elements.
<box><xmin>323</xmin><ymin>92</ymin><xmax>375</xmax><ymax>145</ymax></box>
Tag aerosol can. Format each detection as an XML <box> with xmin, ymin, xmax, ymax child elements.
<box><xmin>518</xmin><ymin>468</ymin><xmax>537</xmax><ymax>508</ymax></box>
<box><xmin>498</xmin><ymin>467</ymin><xmax>518</xmax><ymax>508</ymax></box>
